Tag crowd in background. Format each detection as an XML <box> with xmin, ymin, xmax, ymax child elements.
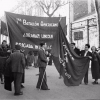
<box><xmin>0</xmin><ymin>40</ymin><xmax>52</xmax><ymax>95</ymax></box>
<box><xmin>0</xmin><ymin>39</ymin><xmax>100</xmax><ymax>95</ymax></box>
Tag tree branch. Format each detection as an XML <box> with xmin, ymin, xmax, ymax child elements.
<box><xmin>49</xmin><ymin>5</ymin><xmax>59</xmax><ymax>17</ymax></box>
<box><xmin>34</xmin><ymin>0</ymin><xmax>68</xmax><ymax>17</ymax></box>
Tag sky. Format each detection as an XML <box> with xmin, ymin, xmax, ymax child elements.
<box><xmin>0</xmin><ymin>0</ymin><xmax>19</xmax><ymax>17</ymax></box>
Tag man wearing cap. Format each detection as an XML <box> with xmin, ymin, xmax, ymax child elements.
<box><xmin>6</xmin><ymin>45</ymin><xmax>25</xmax><ymax>95</ymax></box>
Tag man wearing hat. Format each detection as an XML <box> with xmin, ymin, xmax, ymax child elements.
<box><xmin>6</xmin><ymin>45</ymin><xmax>25</xmax><ymax>95</ymax></box>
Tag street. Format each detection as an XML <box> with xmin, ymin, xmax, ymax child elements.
<box><xmin>0</xmin><ymin>64</ymin><xmax>100</xmax><ymax>100</ymax></box>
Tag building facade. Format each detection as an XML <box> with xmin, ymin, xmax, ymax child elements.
<box><xmin>68</xmin><ymin>0</ymin><xmax>100</xmax><ymax>50</ymax></box>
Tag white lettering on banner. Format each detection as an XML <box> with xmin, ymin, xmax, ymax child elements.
<box><xmin>40</xmin><ymin>21</ymin><xmax>58</xmax><ymax>27</ymax></box>
<box><xmin>16</xmin><ymin>18</ymin><xmax>22</xmax><ymax>24</ymax></box>
<box><xmin>21</xmin><ymin>19</ymin><xmax>58</xmax><ymax>27</ymax></box>
<box><xmin>23</xmin><ymin>33</ymin><xmax>53</xmax><ymax>39</ymax></box>
<box><xmin>15</xmin><ymin>42</ymin><xmax>52</xmax><ymax>49</ymax></box>
<box><xmin>16</xmin><ymin>42</ymin><xmax>33</xmax><ymax>48</ymax></box>
<box><xmin>35</xmin><ymin>45</ymin><xmax>39</xmax><ymax>49</ymax></box>
<box><xmin>23</xmin><ymin>33</ymin><xmax>40</xmax><ymax>38</ymax></box>
<box><xmin>23</xmin><ymin>19</ymin><xmax>39</xmax><ymax>26</ymax></box>
<box><xmin>41</xmin><ymin>34</ymin><xmax>53</xmax><ymax>39</ymax></box>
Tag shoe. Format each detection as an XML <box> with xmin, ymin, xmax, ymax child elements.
<box><xmin>1</xmin><ymin>81</ymin><xmax>4</xmax><ymax>84</ymax></box>
<box><xmin>84</xmin><ymin>83</ymin><xmax>88</xmax><ymax>85</ymax></box>
<box><xmin>95</xmin><ymin>82</ymin><xmax>98</xmax><ymax>84</ymax></box>
<box><xmin>14</xmin><ymin>91</ymin><xmax>23</xmax><ymax>96</ymax></box>
<box><xmin>59</xmin><ymin>76</ymin><xmax>62</xmax><ymax>79</ymax></box>
<box><xmin>92</xmin><ymin>81</ymin><xmax>98</xmax><ymax>85</ymax></box>
<box><xmin>36</xmin><ymin>74</ymin><xmax>39</xmax><ymax>76</ymax></box>
<box><xmin>21</xmin><ymin>85</ymin><xmax>25</xmax><ymax>88</ymax></box>
<box><xmin>41</xmin><ymin>88</ymin><xmax>50</xmax><ymax>90</ymax></box>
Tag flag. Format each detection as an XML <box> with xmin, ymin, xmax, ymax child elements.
<box><xmin>1</xmin><ymin>21</ymin><xmax>8</xmax><ymax>36</ymax></box>
<box><xmin>51</xmin><ymin>23</ymin><xmax>90</xmax><ymax>86</ymax></box>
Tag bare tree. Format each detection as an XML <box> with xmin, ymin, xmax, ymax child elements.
<box><xmin>35</xmin><ymin>0</ymin><xmax>68</xmax><ymax>17</ymax></box>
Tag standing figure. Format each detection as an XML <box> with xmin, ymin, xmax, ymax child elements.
<box><xmin>80</xmin><ymin>44</ymin><xmax>92</xmax><ymax>85</ymax></box>
<box><xmin>6</xmin><ymin>45</ymin><xmax>25</xmax><ymax>95</ymax></box>
<box><xmin>34</xmin><ymin>51</ymin><xmax>38</xmax><ymax>68</ymax></box>
<box><xmin>91</xmin><ymin>46</ymin><xmax>100</xmax><ymax>84</ymax></box>
<box><xmin>0</xmin><ymin>40</ymin><xmax>10</xmax><ymax>84</ymax></box>
<box><xmin>36</xmin><ymin>42</ymin><xmax>50</xmax><ymax>90</ymax></box>
<box><xmin>71</xmin><ymin>42</ymin><xmax>80</xmax><ymax>56</ymax></box>
<box><xmin>20</xmin><ymin>49</ymin><xmax>26</xmax><ymax>88</ymax></box>
<box><xmin>26</xmin><ymin>51</ymin><xmax>34</xmax><ymax>69</ymax></box>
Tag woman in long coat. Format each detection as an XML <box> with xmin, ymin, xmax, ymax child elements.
<box><xmin>91</xmin><ymin>46</ymin><xmax>100</xmax><ymax>84</ymax></box>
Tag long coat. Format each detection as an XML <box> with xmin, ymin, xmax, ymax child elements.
<box><xmin>38</xmin><ymin>49</ymin><xmax>47</xmax><ymax>68</ymax></box>
<box><xmin>80</xmin><ymin>50</ymin><xmax>92</xmax><ymax>57</ymax></box>
<box><xmin>91</xmin><ymin>52</ymin><xmax>100</xmax><ymax>79</ymax></box>
<box><xmin>6</xmin><ymin>51</ymin><xmax>25</xmax><ymax>73</ymax></box>
<box><xmin>74</xmin><ymin>47</ymin><xmax>80</xmax><ymax>56</ymax></box>
<box><xmin>36</xmin><ymin>48</ymin><xmax>48</xmax><ymax>90</ymax></box>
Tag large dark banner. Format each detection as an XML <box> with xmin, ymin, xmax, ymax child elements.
<box><xmin>51</xmin><ymin>23</ymin><xmax>90</xmax><ymax>86</ymax></box>
<box><xmin>5</xmin><ymin>12</ymin><xmax>66</xmax><ymax>52</ymax></box>
<box><xmin>6</xmin><ymin>12</ymin><xmax>90</xmax><ymax>86</ymax></box>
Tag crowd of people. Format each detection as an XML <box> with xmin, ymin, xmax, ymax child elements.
<box><xmin>0</xmin><ymin>40</ymin><xmax>100</xmax><ymax>96</ymax></box>
<box><xmin>0</xmin><ymin>40</ymin><xmax>52</xmax><ymax>96</ymax></box>
<box><xmin>71</xmin><ymin>43</ymin><xmax>100</xmax><ymax>85</ymax></box>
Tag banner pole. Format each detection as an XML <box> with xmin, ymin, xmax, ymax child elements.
<box><xmin>0</xmin><ymin>19</ymin><xmax>1</xmax><ymax>44</ymax></box>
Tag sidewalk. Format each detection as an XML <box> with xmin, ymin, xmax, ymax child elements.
<box><xmin>0</xmin><ymin>65</ymin><xmax>100</xmax><ymax>100</ymax></box>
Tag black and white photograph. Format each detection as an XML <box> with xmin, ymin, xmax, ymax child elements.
<box><xmin>0</xmin><ymin>0</ymin><xmax>100</xmax><ymax>99</ymax></box>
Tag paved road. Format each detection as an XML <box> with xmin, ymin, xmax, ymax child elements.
<box><xmin>0</xmin><ymin>64</ymin><xmax>100</xmax><ymax>100</ymax></box>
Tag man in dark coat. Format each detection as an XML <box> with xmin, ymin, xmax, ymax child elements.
<box><xmin>36</xmin><ymin>42</ymin><xmax>50</xmax><ymax>90</ymax></box>
<box><xmin>71</xmin><ymin>43</ymin><xmax>80</xmax><ymax>56</ymax></box>
<box><xmin>0</xmin><ymin>40</ymin><xmax>11</xmax><ymax>84</ymax></box>
<box><xmin>80</xmin><ymin>44</ymin><xmax>92</xmax><ymax>85</ymax></box>
<box><xmin>6</xmin><ymin>45</ymin><xmax>25</xmax><ymax>95</ymax></box>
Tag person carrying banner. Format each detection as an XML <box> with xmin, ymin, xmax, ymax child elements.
<box><xmin>71</xmin><ymin>42</ymin><xmax>80</xmax><ymax>56</ymax></box>
<box><xmin>80</xmin><ymin>44</ymin><xmax>92</xmax><ymax>85</ymax></box>
<box><xmin>36</xmin><ymin>42</ymin><xmax>50</xmax><ymax>90</ymax></box>
<box><xmin>6</xmin><ymin>45</ymin><xmax>25</xmax><ymax>95</ymax></box>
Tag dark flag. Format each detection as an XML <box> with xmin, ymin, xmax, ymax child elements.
<box><xmin>51</xmin><ymin>23</ymin><xmax>90</xmax><ymax>86</ymax></box>
<box><xmin>1</xmin><ymin>21</ymin><xmax>8</xmax><ymax>36</ymax></box>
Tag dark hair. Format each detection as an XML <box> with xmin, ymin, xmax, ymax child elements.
<box><xmin>28</xmin><ymin>51</ymin><xmax>33</xmax><ymax>55</ymax></box>
<box><xmin>15</xmin><ymin>45</ymin><xmax>21</xmax><ymax>50</ymax></box>
<box><xmin>91</xmin><ymin>46</ymin><xmax>97</xmax><ymax>51</ymax></box>
<box><xmin>40</xmin><ymin>42</ymin><xmax>45</xmax><ymax>47</ymax></box>
<box><xmin>71</xmin><ymin>42</ymin><xmax>75</xmax><ymax>46</ymax></box>
<box><xmin>2</xmin><ymin>40</ymin><xmax>7</xmax><ymax>42</ymax></box>
<box><xmin>2</xmin><ymin>40</ymin><xmax>7</xmax><ymax>44</ymax></box>
<box><xmin>85</xmin><ymin>44</ymin><xmax>90</xmax><ymax>48</ymax></box>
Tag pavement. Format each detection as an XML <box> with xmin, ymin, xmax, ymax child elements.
<box><xmin>0</xmin><ymin>64</ymin><xmax>100</xmax><ymax>100</ymax></box>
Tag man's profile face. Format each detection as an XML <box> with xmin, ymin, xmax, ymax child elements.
<box><xmin>85</xmin><ymin>46</ymin><xmax>89</xmax><ymax>51</ymax></box>
<box><xmin>2</xmin><ymin>41</ymin><xmax>7</xmax><ymax>46</ymax></box>
<box><xmin>44</xmin><ymin>43</ymin><xmax>47</xmax><ymax>49</ymax></box>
